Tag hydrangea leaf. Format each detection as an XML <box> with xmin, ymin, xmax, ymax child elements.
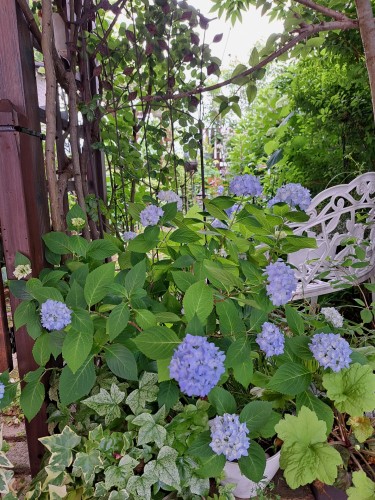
<box><xmin>20</xmin><ymin>380</ymin><xmax>45</xmax><ymax>422</ymax></box>
<box><xmin>39</xmin><ymin>426</ymin><xmax>81</xmax><ymax>470</ymax></box>
<box><xmin>240</xmin><ymin>401</ymin><xmax>273</xmax><ymax>437</ymax></box>
<box><xmin>62</xmin><ymin>329</ymin><xmax>93</xmax><ymax>374</ymax></box>
<box><xmin>348</xmin><ymin>416</ymin><xmax>374</xmax><ymax>443</ymax></box>
<box><xmin>132</xmin><ymin>413</ymin><xmax>167</xmax><ymax>448</ymax></box>
<box><xmin>267</xmin><ymin>362</ymin><xmax>311</xmax><ymax>395</ymax></box>
<box><xmin>347</xmin><ymin>471</ymin><xmax>375</xmax><ymax>500</ymax></box>
<box><xmin>183</xmin><ymin>281</ymin><xmax>214</xmax><ymax>324</ymax></box>
<box><xmin>72</xmin><ymin>449</ymin><xmax>103</xmax><ymax>484</ymax></box>
<box><xmin>275</xmin><ymin>407</ymin><xmax>342</xmax><ymax>489</ymax></box>
<box><xmin>322</xmin><ymin>363</ymin><xmax>375</xmax><ymax>416</ymax></box>
<box><xmin>82</xmin><ymin>384</ymin><xmax>125</xmax><ymax>425</ymax></box>
<box><xmin>144</xmin><ymin>446</ymin><xmax>180</xmax><ymax>489</ymax></box>
<box><xmin>238</xmin><ymin>440</ymin><xmax>266</xmax><ymax>482</ymax></box>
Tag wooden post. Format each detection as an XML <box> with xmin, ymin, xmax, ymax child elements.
<box><xmin>0</xmin><ymin>0</ymin><xmax>50</xmax><ymax>476</ymax></box>
<box><xmin>0</xmin><ymin>271</ymin><xmax>13</xmax><ymax>372</ymax></box>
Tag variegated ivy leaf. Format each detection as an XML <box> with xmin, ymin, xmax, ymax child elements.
<box><xmin>105</xmin><ymin>456</ymin><xmax>138</xmax><ymax>490</ymax></box>
<box><xmin>126</xmin><ymin>473</ymin><xmax>156</xmax><ymax>500</ymax></box>
<box><xmin>39</xmin><ymin>426</ymin><xmax>81</xmax><ymax>470</ymax></box>
<box><xmin>132</xmin><ymin>413</ymin><xmax>167</xmax><ymax>448</ymax></box>
<box><xmin>126</xmin><ymin>373</ymin><xmax>158</xmax><ymax>415</ymax></box>
<box><xmin>323</xmin><ymin>364</ymin><xmax>375</xmax><ymax>416</ymax></box>
<box><xmin>108</xmin><ymin>490</ymin><xmax>130</xmax><ymax>500</ymax></box>
<box><xmin>0</xmin><ymin>469</ymin><xmax>11</xmax><ymax>494</ymax></box>
<box><xmin>0</xmin><ymin>452</ymin><xmax>13</xmax><ymax>469</ymax></box>
<box><xmin>144</xmin><ymin>446</ymin><xmax>180</xmax><ymax>490</ymax></box>
<box><xmin>93</xmin><ymin>481</ymin><xmax>108</xmax><ymax>498</ymax></box>
<box><xmin>72</xmin><ymin>449</ymin><xmax>103</xmax><ymax>484</ymax></box>
<box><xmin>48</xmin><ymin>484</ymin><xmax>67</xmax><ymax>499</ymax></box>
<box><xmin>82</xmin><ymin>384</ymin><xmax>125</xmax><ymax>425</ymax></box>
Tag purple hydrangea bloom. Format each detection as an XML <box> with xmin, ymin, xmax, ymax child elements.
<box><xmin>309</xmin><ymin>333</ymin><xmax>352</xmax><ymax>372</ymax></box>
<box><xmin>140</xmin><ymin>205</ymin><xmax>164</xmax><ymax>227</ymax></box>
<box><xmin>210</xmin><ymin>413</ymin><xmax>250</xmax><ymax>461</ymax></box>
<box><xmin>41</xmin><ymin>300</ymin><xmax>72</xmax><ymax>331</ymax></box>
<box><xmin>229</xmin><ymin>174</ymin><xmax>262</xmax><ymax>197</ymax></box>
<box><xmin>212</xmin><ymin>219</ymin><xmax>228</xmax><ymax>229</ymax></box>
<box><xmin>157</xmin><ymin>190</ymin><xmax>183</xmax><ymax>211</ymax></box>
<box><xmin>123</xmin><ymin>231</ymin><xmax>137</xmax><ymax>241</ymax></box>
<box><xmin>0</xmin><ymin>382</ymin><xmax>5</xmax><ymax>400</ymax></box>
<box><xmin>217</xmin><ymin>186</ymin><xmax>225</xmax><ymax>195</ymax></box>
<box><xmin>256</xmin><ymin>322</ymin><xmax>285</xmax><ymax>358</ymax></box>
<box><xmin>225</xmin><ymin>203</ymin><xmax>240</xmax><ymax>219</ymax></box>
<box><xmin>268</xmin><ymin>183</ymin><xmax>311</xmax><ymax>211</ymax></box>
<box><xmin>264</xmin><ymin>260</ymin><xmax>297</xmax><ymax>306</ymax></box>
<box><xmin>169</xmin><ymin>334</ymin><xmax>226</xmax><ymax>397</ymax></box>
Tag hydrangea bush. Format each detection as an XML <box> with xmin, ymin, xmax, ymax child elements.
<box><xmin>2</xmin><ymin>178</ymin><xmax>375</xmax><ymax>498</ymax></box>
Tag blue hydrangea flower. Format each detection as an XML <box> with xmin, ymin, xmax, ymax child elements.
<box><xmin>41</xmin><ymin>300</ymin><xmax>72</xmax><ymax>331</ymax></box>
<box><xmin>256</xmin><ymin>322</ymin><xmax>285</xmax><ymax>358</ymax></box>
<box><xmin>210</xmin><ymin>413</ymin><xmax>250</xmax><ymax>461</ymax></box>
<box><xmin>169</xmin><ymin>334</ymin><xmax>226</xmax><ymax>397</ymax></box>
<box><xmin>264</xmin><ymin>260</ymin><xmax>297</xmax><ymax>306</ymax></box>
<box><xmin>268</xmin><ymin>183</ymin><xmax>311</xmax><ymax>211</ymax></box>
<box><xmin>123</xmin><ymin>231</ymin><xmax>137</xmax><ymax>241</ymax></box>
<box><xmin>212</xmin><ymin>219</ymin><xmax>228</xmax><ymax>229</ymax></box>
<box><xmin>157</xmin><ymin>190</ymin><xmax>183</xmax><ymax>211</ymax></box>
<box><xmin>309</xmin><ymin>333</ymin><xmax>352</xmax><ymax>372</ymax></box>
<box><xmin>225</xmin><ymin>203</ymin><xmax>240</xmax><ymax>219</ymax></box>
<box><xmin>217</xmin><ymin>186</ymin><xmax>225</xmax><ymax>195</ymax></box>
<box><xmin>139</xmin><ymin>205</ymin><xmax>164</xmax><ymax>227</ymax></box>
<box><xmin>229</xmin><ymin>174</ymin><xmax>262</xmax><ymax>197</ymax></box>
<box><xmin>0</xmin><ymin>382</ymin><xmax>5</xmax><ymax>400</ymax></box>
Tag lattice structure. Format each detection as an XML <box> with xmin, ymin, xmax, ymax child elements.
<box><xmin>289</xmin><ymin>172</ymin><xmax>375</xmax><ymax>300</ymax></box>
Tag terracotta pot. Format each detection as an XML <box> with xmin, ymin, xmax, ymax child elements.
<box><xmin>221</xmin><ymin>451</ymin><xmax>281</xmax><ymax>498</ymax></box>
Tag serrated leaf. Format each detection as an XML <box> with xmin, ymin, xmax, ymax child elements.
<box><xmin>20</xmin><ymin>380</ymin><xmax>45</xmax><ymax>421</ymax></box>
<box><xmin>84</xmin><ymin>262</ymin><xmax>115</xmax><ymax>306</ymax></box>
<box><xmin>216</xmin><ymin>299</ymin><xmax>246</xmax><ymax>338</ymax></box>
<box><xmin>133</xmin><ymin>326</ymin><xmax>180</xmax><ymax>360</ymax></box>
<box><xmin>107</xmin><ymin>303</ymin><xmax>130</xmax><ymax>341</ymax></box>
<box><xmin>238</xmin><ymin>440</ymin><xmax>266</xmax><ymax>482</ymax></box>
<box><xmin>86</xmin><ymin>240</ymin><xmax>119</xmax><ymax>260</ymax></box>
<box><xmin>104</xmin><ymin>344</ymin><xmax>138</xmax><ymax>380</ymax></box>
<box><xmin>157</xmin><ymin>380</ymin><xmax>179</xmax><ymax>411</ymax></box>
<box><xmin>59</xmin><ymin>356</ymin><xmax>95</xmax><ymax>405</ymax></box>
<box><xmin>183</xmin><ymin>281</ymin><xmax>213</xmax><ymax>323</ymax></box>
<box><xmin>62</xmin><ymin>329</ymin><xmax>93</xmax><ymax>374</ymax></box>
<box><xmin>171</xmin><ymin>271</ymin><xmax>198</xmax><ymax>292</ymax></box>
<box><xmin>268</xmin><ymin>363</ymin><xmax>311</xmax><ymax>395</ymax></box>
<box><xmin>124</xmin><ymin>260</ymin><xmax>146</xmax><ymax>295</ymax></box>
<box><xmin>208</xmin><ymin>387</ymin><xmax>236</xmax><ymax>415</ymax></box>
<box><xmin>296</xmin><ymin>391</ymin><xmax>334</xmax><ymax>435</ymax></box>
<box><xmin>347</xmin><ymin>470</ymin><xmax>375</xmax><ymax>499</ymax></box>
<box><xmin>240</xmin><ymin>401</ymin><xmax>273</xmax><ymax>437</ymax></box>
<box><xmin>285</xmin><ymin>305</ymin><xmax>305</xmax><ymax>335</ymax></box>
<box><xmin>14</xmin><ymin>301</ymin><xmax>36</xmax><ymax>330</ymax></box>
<box><xmin>32</xmin><ymin>333</ymin><xmax>51</xmax><ymax>366</ymax></box>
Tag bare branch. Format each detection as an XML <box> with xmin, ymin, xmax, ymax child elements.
<box><xmin>291</xmin><ymin>0</ymin><xmax>351</xmax><ymax>21</ymax></box>
<box><xmin>142</xmin><ymin>20</ymin><xmax>358</xmax><ymax>103</ymax></box>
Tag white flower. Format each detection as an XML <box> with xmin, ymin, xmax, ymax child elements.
<box><xmin>71</xmin><ymin>217</ymin><xmax>86</xmax><ymax>228</ymax></box>
<box><xmin>13</xmin><ymin>264</ymin><xmax>32</xmax><ymax>280</ymax></box>
<box><xmin>214</xmin><ymin>248</ymin><xmax>228</xmax><ymax>258</ymax></box>
<box><xmin>321</xmin><ymin>307</ymin><xmax>344</xmax><ymax>328</ymax></box>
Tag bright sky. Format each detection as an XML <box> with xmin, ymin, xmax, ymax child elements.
<box><xmin>188</xmin><ymin>0</ymin><xmax>284</xmax><ymax>68</ymax></box>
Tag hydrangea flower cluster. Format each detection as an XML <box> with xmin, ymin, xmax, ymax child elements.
<box><xmin>41</xmin><ymin>300</ymin><xmax>72</xmax><ymax>331</ymax></box>
<box><xmin>321</xmin><ymin>307</ymin><xmax>344</xmax><ymax>328</ymax></box>
<box><xmin>139</xmin><ymin>205</ymin><xmax>164</xmax><ymax>227</ymax></box>
<box><xmin>157</xmin><ymin>190</ymin><xmax>183</xmax><ymax>211</ymax></box>
<box><xmin>264</xmin><ymin>260</ymin><xmax>297</xmax><ymax>306</ymax></box>
<box><xmin>122</xmin><ymin>231</ymin><xmax>137</xmax><ymax>241</ymax></box>
<box><xmin>225</xmin><ymin>203</ymin><xmax>240</xmax><ymax>219</ymax></box>
<box><xmin>268</xmin><ymin>183</ymin><xmax>311</xmax><ymax>211</ymax></box>
<box><xmin>13</xmin><ymin>264</ymin><xmax>32</xmax><ymax>280</ymax></box>
<box><xmin>0</xmin><ymin>382</ymin><xmax>5</xmax><ymax>400</ymax></box>
<box><xmin>209</xmin><ymin>413</ymin><xmax>250</xmax><ymax>461</ymax></box>
<box><xmin>309</xmin><ymin>333</ymin><xmax>352</xmax><ymax>372</ymax></box>
<box><xmin>169</xmin><ymin>334</ymin><xmax>225</xmax><ymax>397</ymax></box>
<box><xmin>217</xmin><ymin>185</ymin><xmax>225</xmax><ymax>195</ymax></box>
<box><xmin>71</xmin><ymin>217</ymin><xmax>86</xmax><ymax>228</ymax></box>
<box><xmin>212</xmin><ymin>219</ymin><xmax>228</xmax><ymax>229</ymax></box>
<box><xmin>256</xmin><ymin>322</ymin><xmax>285</xmax><ymax>358</ymax></box>
<box><xmin>229</xmin><ymin>174</ymin><xmax>262</xmax><ymax>197</ymax></box>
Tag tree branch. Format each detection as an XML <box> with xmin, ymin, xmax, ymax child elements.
<box><xmin>142</xmin><ymin>20</ymin><xmax>358</xmax><ymax>103</ymax></box>
<box><xmin>291</xmin><ymin>0</ymin><xmax>351</xmax><ymax>21</ymax></box>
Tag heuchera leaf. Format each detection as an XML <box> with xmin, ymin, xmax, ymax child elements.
<box><xmin>347</xmin><ymin>471</ymin><xmax>375</xmax><ymax>500</ymax></box>
<box><xmin>322</xmin><ymin>363</ymin><xmax>375</xmax><ymax>416</ymax></box>
<box><xmin>275</xmin><ymin>406</ymin><xmax>342</xmax><ymax>489</ymax></box>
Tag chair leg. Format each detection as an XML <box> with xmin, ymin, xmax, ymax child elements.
<box><xmin>309</xmin><ymin>296</ymin><xmax>318</xmax><ymax>314</ymax></box>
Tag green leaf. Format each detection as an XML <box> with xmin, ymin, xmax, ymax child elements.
<box><xmin>144</xmin><ymin>446</ymin><xmax>180</xmax><ymax>489</ymax></box>
<box><xmin>14</xmin><ymin>301</ymin><xmax>36</xmax><ymax>330</ymax></box>
<box><xmin>216</xmin><ymin>299</ymin><xmax>246</xmax><ymax>338</ymax></box>
<box><xmin>32</xmin><ymin>333</ymin><xmax>51</xmax><ymax>366</ymax></box>
<box><xmin>296</xmin><ymin>391</ymin><xmax>334</xmax><ymax>435</ymax></box>
<box><xmin>15</xmin><ymin>251</ymin><xmax>31</xmax><ymax>267</ymax></box>
<box><xmin>124</xmin><ymin>259</ymin><xmax>146</xmax><ymax>295</ymax></box>
<box><xmin>246</xmin><ymin>83</ymin><xmax>257</xmax><ymax>104</ymax></box>
<box><xmin>208</xmin><ymin>387</ymin><xmax>237</xmax><ymax>415</ymax></box>
<box><xmin>360</xmin><ymin>308</ymin><xmax>373</xmax><ymax>324</ymax></box>
<box><xmin>71</xmin><ymin>309</ymin><xmax>94</xmax><ymax>335</ymax></box>
<box><xmin>27</xmin><ymin>281</ymin><xmax>63</xmax><ymax>303</ymax></box>
<box><xmin>203</xmin><ymin>260</ymin><xmax>242</xmax><ymax>292</ymax></box>
<box><xmin>84</xmin><ymin>262</ymin><xmax>115</xmax><ymax>306</ymax></box>
<box><xmin>275</xmin><ymin>407</ymin><xmax>342</xmax><ymax>489</ymax></box>
<box><xmin>170</xmin><ymin>227</ymin><xmax>201</xmax><ymax>243</ymax></box>
<box><xmin>268</xmin><ymin>363</ymin><xmax>311</xmax><ymax>395</ymax></box>
<box><xmin>8</xmin><ymin>280</ymin><xmax>32</xmax><ymax>300</ymax></box>
<box><xmin>65</xmin><ymin>281</ymin><xmax>87</xmax><ymax>309</ymax></box>
<box><xmin>104</xmin><ymin>344</ymin><xmax>138</xmax><ymax>380</ymax></box>
<box><xmin>135</xmin><ymin>309</ymin><xmax>157</xmax><ymax>330</ymax></box>
<box><xmin>39</xmin><ymin>426</ymin><xmax>81</xmax><ymax>470</ymax></box>
<box><xmin>133</xmin><ymin>326</ymin><xmax>180</xmax><ymax>360</ymax></box>
<box><xmin>225</xmin><ymin>337</ymin><xmax>253</xmax><ymax>388</ymax></box>
<box><xmin>72</xmin><ymin>449</ymin><xmax>103</xmax><ymax>484</ymax></box>
<box><xmin>240</xmin><ymin>401</ymin><xmax>273</xmax><ymax>437</ymax></box>
<box><xmin>183</xmin><ymin>280</ymin><xmax>214</xmax><ymax>325</ymax></box>
<box><xmin>82</xmin><ymin>384</ymin><xmax>125</xmax><ymax>425</ymax></box>
<box><xmin>66</xmin><ymin>203</ymin><xmax>87</xmax><ymax>231</ymax></box>
<box><xmin>62</xmin><ymin>329</ymin><xmax>93</xmax><ymax>374</ymax></box>
<box><xmin>347</xmin><ymin>470</ymin><xmax>375</xmax><ymax>499</ymax></box>
<box><xmin>107</xmin><ymin>303</ymin><xmax>130</xmax><ymax>341</ymax></box>
<box><xmin>126</xmin><ymin>372</ymin><xmax>158</xmax><ymax>415</ymax></box>
<box><xmin>105</xmin><ymin>457</ymin><xmax>137</xmax><ymax>490</ymax></box>
<box><xmin>86</xmin><ymin>240</ymin><xmax>119</xmax><ymax>260</ymax></box>
<box><xmin>59</xmin><ymin>357</ymin><xmax>96</xmax><ymax>405</ymax></box>
<box><xmin>238</xmin><ymin>441</ymin><xmax>266</xmax><ymax>482</ymax></box>
<box><xmin>42</xmin><ymin>232</ymin><xmax>71</xmax><ymax>255</ymax></box>
<box><xmin>20</xmin><ymin>379</ymin><xmax>45</xmax><ymax>421</ymax></box>
<box><xmin>171</xmin><ymin>271</ymin><xmax>198</xmax><ymax>292</ymax></box>
<box><xmin>322</xmin><ymin>363</ymin><xmax>375</xmax><ymax>416</ymax></box>
<box><xmin>285</xmin><ymin>305</ymin><xmax>305</xmax><ymax>335</ymax></box>
<box><xmin>157</xmin><ymin>381</ymin><xmax>179</xmax><ymax>411</ymax></box>
<box><xmin>348</xmin><ymin>416</ymin><xmax>374</xmax><ymax>443</ymax></box>
<box><xmin>128</xmin><ymin>227</ymin><xmax>160</xmax><ymax>253</ymax></box>
<box><xmin>133</xmin><ymin>413</ymin><xmax>167</xmax><ymax>448</ymax></box>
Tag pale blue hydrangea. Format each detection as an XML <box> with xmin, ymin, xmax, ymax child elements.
<box><xmin>169</xmin><ymin>334</ymin><xmax>226</xmax><ymax>397</ymax></box>
<box><xmin>40</xmin><ymin>300</ymin><xmax>72</xmax><ymax>331</ymax></box>
<box><xmin>256</xmin><ymin>322</ymin><xmax>285</xmax><ymax>358</ymax></box>
<box><xmin>123</xmin><ymin>231</ymin><xmax>137</xmax><ymax>241</ymax></box>
<box><xmin>157</xmin><ymin>190</ymin><xmax>183</xmax><ymax>211</ymax></box>
<box><xmin>217</xmin><ymin>186</ymin><xmax>225</xmax><ymax>195</ymax></box>
<box><xmin>225</xmin><ymin>203</ymin><xmax>240</xmax><ymax>219</ymax></box>
<box><xmin>212</xmin><ymin>219</ymin><xmax>228</xmax><ymax>229</ymax></box>
<box><xmin>0</xmin><ymin>382</ymin><xmax>5</xmax><ymax>400</ymax></box>
<box><xmin>309</xmin><ymin>333</ymin><xmax>352</xmax><ymax>372</ymax></box>
<box><xmin>210</xmin><ymin>413</ymin><xmax>250</xmax><ymax>461</ymax></box>
<box><xmin>229</xmin><ymin>174</ymin><xmax>262</xmax><ymax>197</ymax></box>
<box><xmin>139</xmin><ymin>205</ymin><xmax>164</xmax><ymax>227</ymax></box>
<box><xmin>268</xmin><ymin>183</ymin><xmax>311</xmax><ymax>211</ymax></box>
<box><xmin>264</xmin><ymin>260</ymin><xmax>297</xmax><ymax>306</ymax></box>
<box><xmin>321</xmin><ymin>307</ymin><xmax>344</xmax><ymax>328</ymax></box>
